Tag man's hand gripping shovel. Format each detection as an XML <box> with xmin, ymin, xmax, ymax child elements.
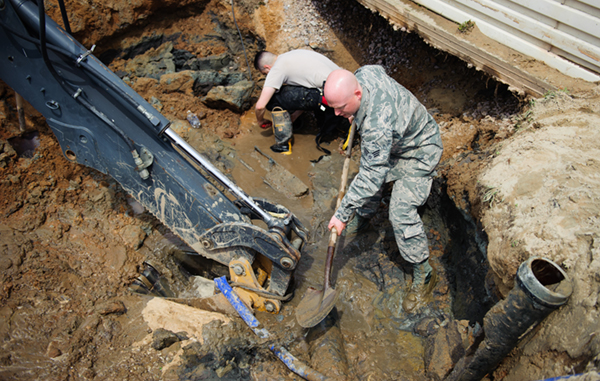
<box><xmin>295</xmin><ymin>120</ymin><xmax>356</xmax><ymax>328</ymax></box>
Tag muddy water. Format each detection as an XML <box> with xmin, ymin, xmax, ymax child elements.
<box><xmin>231</xmin><ymin>112</ymin><xmax>322</xmax><ymax>220</ymax></box>
<box><xmin>172</xmin><ymin>99</ymin><xmax>440</xmax><ymax>379</ymax></box>
<box><xmin>156</xmin><ymin>17</ymin><xmax>503</xmax><ymax>381</ymax></box>
<box><xmin>222</xmin><ymin>114</ymin><xmax>448</xmax><ymax>379</ymax></box>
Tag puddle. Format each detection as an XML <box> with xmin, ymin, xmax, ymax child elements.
<box><xmin>228</xmin><ymin>111</ymin><xmax>341</xmax><ymax>224</ymax></box>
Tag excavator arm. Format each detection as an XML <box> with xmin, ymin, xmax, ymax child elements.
<box><xmin>0</xmin><ymin>0</ymin><xmax>307</xmax><ymax>313</ymax></box>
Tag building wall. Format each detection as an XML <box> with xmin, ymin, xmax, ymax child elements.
<box><xmin>410</xmin><ymin>0</ymin><xmax>600</xmax><ymax>81</ymax></box>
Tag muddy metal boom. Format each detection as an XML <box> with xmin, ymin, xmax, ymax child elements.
<box><xmin>0</xmin><ymin>0</ymin><xmax>307</xmax><ymax>313</ymax></box>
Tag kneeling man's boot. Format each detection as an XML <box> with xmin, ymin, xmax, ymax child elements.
<box><xmin>270</xmin><ymin>142</ymin><xmax>292</xmax><ymax>153</ymax></box>
<box><xmin>402</xmin><ymin>259</ymin><xmax>437</xmax><ymax>313</ymax></box>
<box><xmin>270</xmin><ymin>107</ymin><xmax>293</xmax><ymax>155</ymax></box>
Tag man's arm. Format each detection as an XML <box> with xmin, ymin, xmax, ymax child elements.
<box><xmin>334</xmin><ymin>114</ymin><xmax>394</xmax><ymax>223</ymax></box>
<box><xmin>255</xmin><ymin>86</ymin><xmax>277</xmax><ymax>125</ymax></box>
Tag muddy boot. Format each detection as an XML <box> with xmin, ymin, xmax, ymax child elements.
<box><xmin>343</xmin><ymin>213</ymin><xmax>372</xmax><ymax>237</ymax></box>
<box><xmin>270</xmin><ymin>141</ymin><xmax>292</xmax><ymax>153</ymax></box>
<box><xmin>402</xmin><ymin>259</ymin><xmax>437</xmax><ymax>313</ymax></box>
<box><xmin>270</xmin><ymin>107</ymin><xmax>293</xmax><ymax>155</ymax></box>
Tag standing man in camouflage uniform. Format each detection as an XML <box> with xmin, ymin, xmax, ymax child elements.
<box><xmin>325</xmin><ymin>67</ymin><xmax>443</xmax><ymax>313</ymax></box>
<box><xmin>254</xmin><ymin>50</ymin><xmax>348</xmax><ymax>154</ymax></box>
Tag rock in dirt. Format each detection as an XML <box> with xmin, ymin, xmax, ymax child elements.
<box><xmin>142</xmin><ymin>297</ymin><xmax>232</xmax><ymax>341</ymax></box>
<box><xmin>186</xmin><ymin>52</ymin><xmax>232</xmax><ymax>71</ymax></box>
<box><xmin>151</xmin><ymin>328</ymin><xmax>188</xmax><ymax>350</ymax></box>
<box><xmin>414</xmin><ymin>316</ymin><xmax>441</xmax><ymax>338</ymax></box>
<box><xmin>0</xmin><ymin>139</ymin><xmax>16</xmax><ymax>168</ymax></box>
<box><xmin>160</xmin><ymin>70</ymin><xmax>198</xmax><ymax>95</ymax></box>
<box><xmin>424</xmin><ymin>318</ymin><xmax>466</xmax><ymax>381</ymax></box>
<box><xmin>118</xmin><ymin>224</ymin><xmax>147</xmax><ymax>250</ymax></box>
<box><xmin>0</xmin><ymin>257</ymin><xmax>12</xmax><ymax>271</ymax></box>
<box><xmin>46</xmin><ymin>341</ymin><xmax>62</xmax><ymax>358</ymax></box>
<box><xmin>253</xmin><ymin>148</ymin><xmax>309</xmax><ymax>199</ymax></box>
<box><xmin>96</xmin><ymin>300</ymin><xmax>127</xmax><ymax>315</ymax></box>
<box><xmin>203</xmin><ymin>79</ymin><xmax>255</xmax><ymax>112</ymax></box>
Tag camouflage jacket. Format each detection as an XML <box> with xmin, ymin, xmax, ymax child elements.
<box><xmin>335</xmin><ymin>65</ymin><xmax>443</xmax><ymax>223</ymax></box>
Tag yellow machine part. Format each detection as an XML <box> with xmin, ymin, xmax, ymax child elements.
<box><xmin>228</xmin><ymin>256</ymin><xmax>281</xmax><ymax>314</ymax></box>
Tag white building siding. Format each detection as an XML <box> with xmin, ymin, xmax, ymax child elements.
<box><xmin>411</xmin><ymin>0</ymin><xmax>600</xmax><ymax>81</ymax></box>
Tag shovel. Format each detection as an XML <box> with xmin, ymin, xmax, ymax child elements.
<box><xmin>296</xmin><ymin>121</ymin><xmax>356</xmax><ymax>328</ymax></box>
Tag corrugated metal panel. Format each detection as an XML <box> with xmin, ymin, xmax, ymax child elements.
<box><xmin>511</xmin><ymin>0</ymin><xmax>599</xmax><ymax>38</ymax></box>
<box><xmin>356</xmin><ymin>0</ymin><xmax>556</xmax><ymax>96</ymax></box>
<box><xmin>411</xmin><ymin>0</ymin><xmax>600</xmax><ymax>81</ymax></box>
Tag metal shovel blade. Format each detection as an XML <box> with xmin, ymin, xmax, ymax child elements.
<box><xmin>295</xmin><ymin>285</ymin><xmax>339</xmax><ymax>328</ymax></box>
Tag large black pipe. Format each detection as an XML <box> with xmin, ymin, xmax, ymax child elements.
<box><xmin>447</xmin><ymin>257</ymin><xmax>572</xmax><ymax>381</ymax></box>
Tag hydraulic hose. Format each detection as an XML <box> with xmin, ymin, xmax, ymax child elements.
<box><xmin>215</xmin><ymin>276</ymin><xmax>328</xmax><ymax>381</ymax></box>
<box><xmin>56</xmin><ymin>0</ymin><xmax>71</xmax><ymax>34</ymax></box>
<box><xmin>230</xmin><ymin>0</ymin><xmax>252</xmax><ymax>82</ymax></box>
<box><xmin>27</xmin><ymin>0</ymin><xmax>138</xmax><ymax>154</ymax></box>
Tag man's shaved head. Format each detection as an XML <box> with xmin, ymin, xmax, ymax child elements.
<box><xmin>254</xmin><ymin>51</ymin><xmax>277</xmax><ymax>73</ymax></box>
<box><xmin>324</xmin><ymin>69</ymin><xmax>362</xmax><ymax>119</ymax></box>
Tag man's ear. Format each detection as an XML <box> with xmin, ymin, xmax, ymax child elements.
<box><xmin>355</xmin><ymin>88</ymin><xmax>362</xmax><ymax>101</ymax></box>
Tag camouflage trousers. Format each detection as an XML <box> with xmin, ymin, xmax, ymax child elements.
<box><xmin>356</xmin><ymin>175</ymin><xmax>434</xmax><ymax>264</ymax></box>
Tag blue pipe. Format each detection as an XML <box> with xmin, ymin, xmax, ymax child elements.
<box><xmin>214</xmin><ymin>276</ymin><xmax>260</xmax><ymax>327</ymax></box>
<box><xmin>538</xmin><ymin>373</ymin><xmax>600</xmax><ymax>381</ymax></box>
<box><xmin>214</xmin><ymin>276</ymin><xmax>328</xmax><ymax>381</ymax></box>
<box><xmin>270</xmin><ymin>345</ymin><xmax>330</xmax><ymax>381</ymax></box>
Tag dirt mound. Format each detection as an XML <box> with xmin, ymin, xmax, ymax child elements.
<box><xmin>479</xmin><ymin>88</ymin><xmax>600</xmax><ymax>379</ymax></box>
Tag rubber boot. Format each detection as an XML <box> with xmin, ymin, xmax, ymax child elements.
<box><xmin>270</xmin><ymin>141</ymin><xmax>292</xmax><ymax>153</ymax></box>
<box><xmin>402</xmin><ymin>259</ymin><xmax>437</xmax><ymax>313</ymax></box>
<box><xmin>270</xmin><ymin>107</ymin><xmax>293</xmax><ymax>155</ymax></box>
<box><xmin>343</xmin><ymin>213</ymin><xmax>372</xmax><ymax>237</ymax></box>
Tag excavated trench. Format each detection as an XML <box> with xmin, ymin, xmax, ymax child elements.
<box><xmin>0</xmin><ymin>0</ymin><xmax>532</xmax><ymax>379</ymax></box>
<box><xmin>100</xmin><ymin>0</ymin><xmax>521</xmax><ymax>377</ymax></box>
<box><xmin>94</xmin><ymin>0</ymin><xmax>518</xmax><ymax>321</ymax></box>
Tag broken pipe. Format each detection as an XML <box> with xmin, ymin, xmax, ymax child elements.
<box><xmin>447</xmin><ymin>257</ymin><xmax>573</xmax><ymax>381</ymax></box>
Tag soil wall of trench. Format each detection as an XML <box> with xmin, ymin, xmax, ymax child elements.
<box><xmin>1</xmin><ymin>0</ymin><xmax>599</xmax><ymax>380</ymax></box>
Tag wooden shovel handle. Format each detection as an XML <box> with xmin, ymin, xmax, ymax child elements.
<box><xmin>324</xmin><ymin>121</ymin><xmax>356</xmax><ymax>288</ymax></box>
